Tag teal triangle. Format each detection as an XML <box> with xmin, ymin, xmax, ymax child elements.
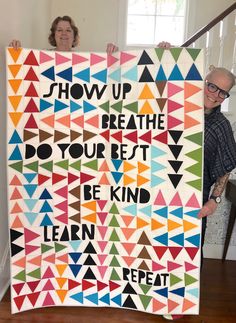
<box><xmin>184</xmin><ymin>209</ymin><xmax>200</xmax><ymax>218</ymax></box>
<box><xmin>151</xmin><ymin>174</ymin><xmax>165</xmax><ymax>187</ymax></box>
<box><xmin>154</xmin><ymin>206</ymin><xmax>168</xmax><ymax>218</ymax></box>
<box><xmin>83</xmin><ymin>101</ymin><xmax>97</xmax><ymax>113</ymax></box>
<box><xmin>41</xmin><ymin>66</ymin><xmax>55</xmax><ymax>81</ymax></box>
<box><xmin>111</xmin><ymin>172</ymin><xmax>123</xmax><ymax>184</ymax></box>
<box><xmin>139</xmin><ymin>205</ymin><xmax>152</xmax><ymax>217</ymax></box>
<box><xmin>99</xmin><ymin>293</ymin><xmax>110</xmax><ymax>305</ymax></box>
<box><xmin>70</xmin><ymin>100</ymin><xmax>82</xmax><ymax>113</ymax></box>
<box><xmin>170</xmin><ymin>233</ymin><xmax>184</xmax><ymax>246</ymax></box>
<box><xmin>40</xmin><ymin>99</ymin><xmax>53</xmax><ymax>112</ymax></box>
<box><xmin>24</xmin><ymin>199</ymin><xmax>38</xmax><ymax>211</ymax></box>
<box><xmin>123</xmin><ymin>204</ymin><xmax>137</xmax><ymax>216</ymax></box>
<box><xmin>185</xmin><ymin>64</ymin><xmax>203</xmax><ymax>80</ymax></box>
<box><xmin>151</xmin><ymin>160</ymin><xmax>165</xmax><ymax>172</ymax></box>
<box><xmin>85</xmin><ymin>292</ymin><xmax>98</xmax><ymax>305</ymax></box>
<box><xmin>74</xmin><ymin>68</ymin><xmax>90</xmax><ymax>82</ymax></box>
<box><xmin>9</xmin><ymin>145</ymin><xmax>22</xmax><ymax>160</ymax></box>
<box><xmin>111</xmin><ymin>159</ymin><xmax>123</xmax><ymax>171</ymax></box>
<box><xmin>23</xmin><ymin>173</ymin><xmax>37</xmax><ymax>183</ymax></box>
<box><xmin>70</xmin><ymin>292</ymin><xmax>84</xmax><ymax>304</ymax></box>
<box><xmin>54</xmin><ymin>99</ymin><xmax>68</xmax><ymax>112</ymax></box>
<box><xmin>57</xmin><ymin>67</ymin><xmax>72</xmax><ymax>82</ymax></box>
<box><xmin>9</xmin><ymin>130</ymin><xmax>22</xmax><ymax>144</ymax></box>
<box><xmin>122</xmin><ymin>66</ymin><xmax>137</xmax><ymax>81</ymax></box>
<box><xmin>109</xmin><ymin>67</ymin><xmax>121</xmax><ymax>82</ymax></box>
<box><xmin>69</xmin><ymin>240</ymin><xmax>82</xmax><ymax>251</ymax></box>
<box><xmin>40</xmin><ymin>200</ymin><xmax>53</xmax><ymax>213</ymax></box>
<box><xmin>185</xmin><ymin>234</ymin><xmax>200</xmax><ymax>247</ymax></box>
<box><xmin>170</xmin><ymin>207</ymin><xmax>183</xmax><ymax>219</ymax></box>
<box><xmin>92</xmin><ymin>69</ymin><xmax>107</xmax><ymax>83</ymax></box>
<box><xmin>111</xmin><ymin>294</ymin><xmax>122</xmax><ymax>306</ymax></box>
<box><xmin>168</xmin><ymin>64</ymin><xmax>184</xmax><ymax>80</ymax></box>
<box><xmin>39</xmin><ymin>188</ymin><xmax>53</xmax><ymax>200</ymax></box>
<box><xmin>23</xmin><ymin>184</ymin><xmax>37</xmax><ymax>198</ymax></box>
<box><xmin>40</xmin><ymin>214</ymin><xmax>53</xmax><ymax>226</ymax></box>
<box><xmin>154</xmin><ymin>233</ymin><xmax>168</xmax><ymax>245</ymax></box>
<box><xmin>156</xmin><ymin>65</ymin><xmax>167</xmax><ymax>81</ymax></box>
<box><xmin>24</xmin><ymin>212</ymin><xmax>38</xmax><ymax>225</ymax></box>
<box><xmin>151</xmin><ymin>146</ymin><xmax>166</xmax><ymax>159</ymax></box>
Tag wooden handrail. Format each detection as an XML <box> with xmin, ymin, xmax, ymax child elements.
<box><xmin>181</xmin><ymin>2</ymin><xmax>236</xmax><ymax>47</ymax></box>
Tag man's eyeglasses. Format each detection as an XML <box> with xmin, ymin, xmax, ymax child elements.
<box><xmin>205</xmin><ymin>81</ymin><xmax>230</xmax><ymax>99</ymax></box>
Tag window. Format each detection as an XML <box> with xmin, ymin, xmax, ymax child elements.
<box><xmin>126</xmin><ymin>0</ymin><xmax>187</xmax><ymax>47</ymax></box>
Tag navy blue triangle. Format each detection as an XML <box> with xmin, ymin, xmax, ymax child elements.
<box><xmin>185</xmin><ymin>64</ymin><xmax>203</xmax><ymax>80</ymax></box>
<box><xmin>57</xmin><ymin>67</ymin><xmax>72</xmax><ymax>82</ymax></box>
<box><xmin>41</xmin><ymin>66</ymin><xmax>55</xmax><ymax>81</ymax></box>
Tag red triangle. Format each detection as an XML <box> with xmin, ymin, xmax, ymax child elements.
<box><xmin>68</xmin><ymin>172</ymin><xmax>80</xmax><ymax>184</ymax></box>
<box><xmin>124</xmin><ymin>130</ymin><xmax>138</xmax><ymax>143</ymax></box>
<box><xmin>52</xmin><ymin>173</ymin><xmax>67</xmax><ymax>185</ymax></box>
<box><xmin>82</xmin><ymin>279</ymin><xmax>96</xmax><ymax>290</ymax></box>
<box><xmin>153</xmin><ymin>246</ymin><xmax>168</xmax><ymax>259</ymax></box>
<box><xmin>14</xmin><ymin>295</ymin><xmax>26</xmax><ymax>311</ymax></box>
<box><xmin>100</xmin><ymin>129</ymin><xmax>110</xmax><ymax>141</ymax></box>
<box><xmin>109</xmin><ymin>281</ymin><xmax>121</xmax><ymax>291</ymax></box>
<box><xmin>24</xmin><ymin>98</ymin><xmax>39</xmax><ymax>112</ymax></box>
<box><xmin>24</xmin><ymin>51</ymin><xmax>39</xmax><ymax>66</ymax></box>
<box><xmin>153</xmin><ymin>131</ymin><xmax>168</xmax><ymax>144</ymax></box>
<box><xmin>80</xmin><ymin>172</ymin><xmax>95</xmax><ymax>184</ymax></box>
<box><xmin>111</xmin><ymin>131</ymin><xmax>122</xmax><ymax>143</ymax></box>
<box><xmin>13</xmin><ymin>283</ymin><xmax>25</xmax><ymax>295</ymax></box>
<box><xmin>168</xmin><ymin>247</ymin><xmax>182</xmax><ymax>259</ymax></box>
<box><xmin>24</xmin><ymin>67</ymin><xmax>39</xmax><ymax>81</ymax></box>
<box><xmin>185</xmin><ymin>247</ymin><xmax>199</xmax><ymax>260</ymax></box>
<box><xmin>97</xmin><ymin>280</ymin><xmax>108</xmax><ymax>291</ymax></box>
<box><xmin>139</xmin><ymin>130</ymin><xmax>152</xmax><ymax>143</ymax></box>
<box><xmin>68</xmin><ymin>279</ymin><xmax>81</xmax><ymax>290</ymax></box>
<box><xmin>25</xmin><ymin>82</ymin><xmax>38</xmax><ymax>97</ymax></box>
<box><xmin>24</xmin><ymin>114</ymin><xmax>38</xmax><ymax>128</ymax></box>
<box><xmin>27</xmin><ymin>281</ymin><xmax>40</xmax><ymax>292</ymax></box>
<box><xmin>38</xmin><ymin>174</ymin><xmax>50</xmax><ymax>185</ymax></box>
<box><xmin>27</xmin><ymin>292</ymin><xmax>40</xmax><ymax>306</ymax></box>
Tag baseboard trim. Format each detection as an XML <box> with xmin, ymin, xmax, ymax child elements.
<box><xmin>203</xmin><ymin>243</ymin><xmax>236</xmax><ymax>260</ymax></box>
<box><xmin>0</xmin><ymin>243</ymin><xmax>10</xmax><ymax>301</ymax></box>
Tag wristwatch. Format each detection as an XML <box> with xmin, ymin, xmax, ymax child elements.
<box><xmin>209</xmin><ymin>195</ymin><xmax>221</xmax><ymax>204</ymax></box>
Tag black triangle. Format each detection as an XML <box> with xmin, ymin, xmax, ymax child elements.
<box><xmin>10</xmin><ymin>229</ymin><xmax>23</xmax><ymax>242</ymax></box>
<box><xmin>122</xmin><ymin>282</ymin><xmax>137</xmax><ymax>294</ymax></box>
<box><xmin>168</xmin><ymin>130</ymin><xmax>183</xmax><ymax>144</ymax></box>
<box><xmin>122</xmin><ymin>295</ymin><xmax>137</xmax><ymax>309</ymax></box>
<box><xmin>11</xmin><ymin>243</ymin><xmax>24</xmax><ymax>257</ymax></box>
<box><xmin>168</xmin><ymin>145</ymin><xmax>183</xmax><ymax>159</ymax></box>
<box><xmin>84</xmin><ymin>254</ymin><xmax>96</xmax><ymax>265</ymax></box>
<box><xmin>168</xmin><ymin>160</ymin><xmax>183</xmax><ymax>173</ymax></box>
<box><xmin>138</xmin><ymin>50</ymin><xmax>154</xmax><ymax>65</ymax></box>
<box><xmin>139</xmin><ymin>66</ymin><xmax>154</xmax><ymax>82</ymax></box>
<box><xmin>83</xmin><ymin>267</ymin><xmax>97</xmax><ymax>280</ymax></box>
<box><xmin>168</xmin><ymin>174</ymin><xmax>183</xmax><ymax>188</ymax></box>
<box><xmin>83</xmin><ymin>242</ymin><xmax>97</xmax><ymax>254</ymax></box>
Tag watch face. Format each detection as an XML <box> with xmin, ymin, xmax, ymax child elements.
<box><xmin>215</xmin><ymin>196</ymin><xmax>221</xmax><ymax>203</ymax></box>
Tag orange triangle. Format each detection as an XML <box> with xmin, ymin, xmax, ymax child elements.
<box><xmin>121</xmin><ymin>228</ymin><xmax>136</xmax><ymax>240</ymax></box>
<box><xmin>10</xmin><ymin>187</ymin><xmax>22</xmax><ymax>200</ymax></box>
<box><xmin>185</xmin><ymin>114</ymin><xmax>200</xmax><ymax>129</ymax></box>
<box><xmin>9</xmin><ymin>112</ymin><xmax>23</xmax><ymax>127</ymax></box>
<box><xmin>183</xmin><ymin>220</ymin><xmax>198</xmax><ymax>232</ymax></box>
<box><xmin>122</xmin><ymin>256</ymin><xmax>136</xmax><ymax>267</ymax></box>
<box><xmin>123</xmin><ymin>174</ymin><xmax>136</xmax><ymax>186</ymax></box>
<box><xmin>28</xmin><ymin>255</ymin><xmax>42</xmax><ymax>266</ymax></box>
<box><xmin>56</xmin><ymin>290</ymin><xmax>68</xmax><ymax>303</ymax></box>
<box><xmin>138</xmin><ymin>162</ymin><xmax>150</xmax><ymax>174</ymax></box>
<box><xmin>56</xmin><ymin>115</ymin><xmax>71</xmax><ymax>127</ymax></box>
<box><xmin>123</xmin><ymin>161</ymin><xmax>136</xmax><ymax>172</ymax></box>
<box><xmin>11</xmin><ymin>215</ymin><xmax>24</xmax><ymax>228</ymax></box>
<box><xmin>41</xmin><ymin>114</ymin><xmax>55</xmax><ymax>128</ymax></box>
<box><xmin>71</xmin><ymin>115</ymin><xmax>84</xmax><ymax>127</ymax></box>
<box><xmin>8</xmin><ymin>95</ymin><xmax>22</xmax><ymax>111</ymax></box>
<box><xmin>121</xmin><ymin>215</ymin><xmax>134</xmax><ymax>227</ymax></box>
<box><xmin>168</xmin><ymin>299</ymin><xmax>180</xmax><ymax>312</ymax></box>
<box><xmin>99</xmin><ymin>173</ymin><xmax>110</xmax><ymax>185</ymax></box>
<box><xmin>184</xmin><ymin>82</ymin><xmax>201</xmax><ymax>99</ymax></box>
<box><xmin>151</xmin><ymin>218</ymin><xmax>165</xmax><ymax>230</ymax></box>
<box><xmin>82</xmin><ymin>212</ymin><xmax>97</xmax><ymax>224</ymax></box>
<box><xmin>137</xmin><ymin>217</ymin><xmax>149</xmax><ymax>229</ymax></box>
<box><xmin>56</xmin><ymin>277</ymin><xmax>67</xmax><ymax>289</ymax></box>
<box><xmin>139</xmin><ymin>100</ymin><xmax>155</xmax><ymax>114</ymax></box>
<box><xmin>9</xmin><ymin>79</ymin><xmax>22</xmax><ymax>94</ymax></box>
<box><xmin>8</xmin><ymin>47</ymin><xmax>23</xmax><ymax>63</ymax></box>
<box><xmin>153</xmin><ymin>298</ymin><xmax>166</xmax><ymax>311</ymax></box>
<box><xmin>13</xmin><ymin>256</ymin><xmax>26</xmax><ymax>268</ymax></box>
<box><xmin>185</xmin><ymin>101</ymin><xmax>202</xmax><ymax>113</ymax></box>
<box><xmin>43</xmin><ymin>254</ymin><xmax>56</xmax><ymax>263</ymax></box>
<box><xmin>10</xmin><ymin>202</ymin><xmax>23</xmax><ymax>214</ymax></box>
<box><xmin>10</xmin><ymin>175</ymin><xmax>22</xmax><ymax>186</ymax></box>
<box><xmin>121</xmin><ymin>242</ymin><xmax>136</xmax><ymax>255</ymax></box>
<box><xmin>168</xmin><ymin>219</ymin><xmax>182</xmax><ymax>231</ymax></box>
<box><xmin>182</xmin><ymin>298</ymin><xmax>196</xmax><ymax>312</ymax></box>
<box><xmin>99</xmin><ymin>160</ymin><xmax>110</xmax><ymax>171</ymax></box>
<box><xmin>8</xmin><ymin>64</ymin><xmax>22</xmax><ymax>78</ymax></box>
<box><xmin>55</xmin><ymin>264</ymin><xmax>67</xmax><ymax>277</ymax></box>
<box><xmin>137</xmin><ymin>174</ymin><xmax>149</xmax><ymax>186</ymax></box>
<box><xmin>139</xmin><ymin>84</ymin><xmax>155</xmax><ymax>99</ymax></box>
<box><xmin>86</xmin><ymin>115</ymin><xmax>99</xmax><ymax>128</ymax></box>
<box><xmin>82</xmin><ymin>201</ymin><xmax>97</xmax><ymax>212</ymax></box>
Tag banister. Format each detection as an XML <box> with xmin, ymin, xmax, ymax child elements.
<box><xmin>181</xmin><ymin>2</ymin><xmax>236</xmax><ymax>47</ymax></box>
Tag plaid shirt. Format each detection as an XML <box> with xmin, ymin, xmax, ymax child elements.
<box><xmin>203</xmin><ymin>106</ymin><xmax>236</xmax><ymax>203</ymax></box>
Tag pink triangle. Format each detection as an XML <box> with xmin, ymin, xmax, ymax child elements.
<box><xmin>55</xmin><ymin>200</ymin><xmax>68</xmax><ymax>212</ymax></box>
<box><xmin>97</xmin><ymin>200</ymin><xmax>107</xmax><ymax>211</ymax></box>
<box><xmin>42</xmin><ymin>266</ymin><xmax>54</xmax><ymax>279</ymax></box>
<box><xmin>120</xmin><ymin>52</ymin><xmax>136</xmax><ymax>65</ymax></box>
<box><xmin>107</xmin><ymin>54</ymin><xmax>119</xmax><ymax>67</ymax></box>
<box><xmin>97</xmin><ymin>212</ymin><xmax>108</xmax><ymax>225</ymax></box>
<box><xmin>168</xmin><ymin>99</ymin><xmax>183</xmax><ymax>113</ymax></box>
<box><xmin>185</xmin><ymin>193</ymin><xmax>200</xmax><ymax>208</ymax></box>
<box><xmin>90</xmin><ymin>53</ymin><xmax>106</xmax><ymax>65</ymax></box>
<box><xmin>169</xmin><ymin>192</ymin><xmax>183</xmax><ymax>206</ymax></box>
<box><xmin>55</xmin><ymin>212</ymin><xmax>68</xmax><ymax>224</ymax></box>
<box><xmin>184</xmin><ymin>261</ymin><xmax>198</xmax><ymax>272</ymax></box>
<box><xmin>168</xmin><ymin>83</ymin><xmax>183</xmax><ymax>97</ymax></box>
<box><xmin>42</xmin><ymin>279</ymin><xmax>54</xmax><ymax>291</ymax></box>
<box><xmin>24</xmin><ymin>228</ymin><xmax>40</xmax><ymax>243</ymax></box>
<box><xmin>25</xmin><ymin>244</ymin><xmax>39</xmax><ymax>255</ymax></box>
<box><xmin>168</xmin><ymin>115</ymin><xmax>183</xmax><ymax>129</ymax></box>
<box><xmin>97</xmin><ymin>254</ymin><xmax>107</xmax><ymax>265</ymax></box>
<box><xmin>40</xmin><ymin>51</ymin><xmax>54</xmax><ymax>64</ymax></box>
<box><xmin>55</xmin><ymin>186</ymin><xmax>68</xmax><ymax>198</ymax></box>
<box><xmin>42</xmin><ymin>292</ymin><xmax>55</xmax><ymax>306</ymax></box>
<box><xmin>167</xmin><ymin>260</ymin><xmax>182</xmax><ymax>271</ymax></box>
<box><xmin>55</xmin><ymin>53</ymin><xmax>71</xmax><ymax>65</ymax></box>
<box><xmin>152</xmin><ymin>261</ymin><xmax>166</xmax><ymax>271</ymax></box>
<box><xmin>97</xmin><ymin>226</ymin><xmax>108</xmax><ymax>240</ymax></box>
<box><xmin>97</xmin><ymin>241</ymin><xmax>108</xmax><ymax>252</ymax></box>
<box><xmin>154</xmin><ymin>190</ymin><xmax>167</xmax><ymax>205</ymax></box>
<box><xmin>72</xmin><ymin>53</ymin><xmax>89</xmax><ymax>65</ymax></box>
<box><xmin>97</xmin><ymin>266</ymin><xmax>108</xmax><ymax>279</ymax></box>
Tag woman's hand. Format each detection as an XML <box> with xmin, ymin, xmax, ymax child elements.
<box><xmin>198</xmin><ymin>199</ymin><xmax>218</xmax><ymax>219</ymax></box>
<box><xmin>106</xmin><ymin>43</ymin><xmax>119</xmax><ymax>55</ymax></box>
<box><xmin>157</xmin><ymin>41</ymin><xmax>172</xmax><ymax>49</ymax></box>
<box><xmin>9</xmin><ymin>40</ymin><xmax>22</xmax><ymax>50</ymax></box>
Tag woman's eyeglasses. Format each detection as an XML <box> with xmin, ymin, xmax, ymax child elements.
<box><xmin>205</xmin><ymin>81</ymin><xmax>230</xmax><ymax>99</ymax></box>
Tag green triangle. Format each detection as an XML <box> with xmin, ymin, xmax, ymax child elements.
<box><xmin>169</xmin><ymin>48</ymin><xmax>183</xmax><ymax>62</ymax></box>
<box><xmin>123</xmin><ymin>101</ymin><xmax>138</xmax><ymax>114</ymax></box>
<box><xmin>41</xmin><ymin>243</ymin><xmax>54</xmax><ymax>253</ymax></box>
<box><xmin>186</xmin><ymin>178</ymin><xmax>202</xmax><ymax>191</ymax></box>
<box><xmin>185</xmin><ymin>148</ymin><xmax>202</xmax><ymax>163</ymax></box>
<box><xmin>109</xmin><ymin>243</ymin><xmax>119</xmax><ymax>255</ymax></box>
<box><xmin>110</xmin><ymin>268</ymin><xmax>121</xmax><ymax>280</ymax></box>
<box><xmin>99</xmin><ymin>100</ymin><xmax>110</xmax><ymax>113</ymax></box>
<box><xmin>155</xmin><ymin>47</ymin><xmax>165</xmax><ymax>61</ymax></box>
<box><xmin>186</xmin><ymin>48</ymin><xmax>202</xmax><ymax>61</ymax></box>
<box><xmin>109</xmin><ymin>229</ymin><xmax>120</xmax><ymax>241</ymax></box>
<box><xmin>110</xmin><ymin>255</ymin><xmax>121</xmax><ymax>267</ymax></box>
<box><xmin>139</xmin><ymin>284</ymin><xmax>152</xmax><ymax>295</ymax></box>
<box><xmin>111</xmin><ymin>100</ymin><xmax>122</xmax><ymax>113</ymax></box>
<box><xmin>185</xmin><ymin>132</ymin><xmax>202</xmax><ymax>146</ymax></box>
<box><xmin>70</xmin><ymin>160</ymin><xmax>81</xmax><ymax>171</ymax></box>
<box><xmin>25</xmin><ymin>161</ymin><xmax>38</xmax><ymax>172</ymax></box>
<box><xmin>40</xmin><ymin>160</ymin><xmax>53</xmax><ymax>172</ymax></box>
<box><xmin>28</xmin><ymin>268</ymin><xmax>41</xmax><ymax>279</ymax></box>
<box><xmin>109</xmin><ymin>215</ymin><xmax>120</xmax><ymax>227</ymax></box>
<box><xmin>83</xmin><ymin>159</ymin><xmax>98</xmax><ymax>171</ymax></box>
<box><xmin>9</xmin><ymin>161</ymin><xmax>23</xmax><ymax>173</ymax></box>
<box><xmin>55</xmin><ymin>242</ymin><xmax>67</xmax><ymax>252</ymax></box>
<box><xmin>185</xmin><ymin>162</ymin><xmax>202</xmax><ymax>177</ymax></box>
<box><xmin>14</xmin><ymin>269</ymin><xmax>26</xmax><ymax>282</ymax></box>
<box><xmin>139</xmin><ymin>294</ymin><xmax>152</xmax><ymax>310</ymax></box>
<box><xmin>185</xmin><ymin>273</ymin><xmax>198</xmax><ymax>286</ymax></box>
<box><xmin>55</xmin><ymin>159</ymin><xmax>69</xmax><ymax>170</ymax></box>
<box><xmin>170</xmin><ymin>273</ymin><xmax>183</xmax><ymax>287</ymax></box>
<box><xmin>109</xmin><ymin>203</ymin><xmax>119</xmax><ymax>214</ymax></box>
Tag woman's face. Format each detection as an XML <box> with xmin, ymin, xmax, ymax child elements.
<box><xmin>54</xmin><ymin>20</ymin><xmax>75</xmax><ymax>50</ymax></box>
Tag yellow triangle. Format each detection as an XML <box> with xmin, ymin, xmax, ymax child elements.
<box><xmin>183</xmin><ymin>220</ymin><xmax>198</xmax><ymax>232</ymax></box>
<box><xmin>137</xmin><ymin>217</ymin><xmax>149</xmax><ymax>229</ymax></box>
<box><xmin>123</xmin><ymin>174</ymin><xmax>136</xmax><ymax>186</ymax></box>
<box><xmin>8</xmin><ymin>47</ymin><xmax>23</xmax><ymax>63</ymax></box>
<box><xmin>56</xmin><ymin>277</ymin><xmax>67</xmax><ymax>289</ymax></box>
<box><xmin>123</xmin><ymin>161</ymin><xmax>136</xmax><ymax>172</ymax></box>
<box><xmin>168</xmin><ymin>219</ymin><xmax>182</xmax><ymax>231</ymax></box>
<box><xmin>139</xmin><ymin>84</ymin><xmax>155</xmax><ymax>99</ymax></box>
<box><xmin>139</xmin><ymin>100</ymin><xmax>155</xmax><ymax>114</ymax></box>
<box><xmin>8</xmin><ymin>64</ymin><xmax>22</xmax><ymax>78</ymax></box>
<box><xmin>151</xmin><ymin>219</ymin><xmax>165</xmax><ymax>230</ymax></box>
<box><xmin>9</xmin><ymin>112</ymin><xmax>23</xmax><ymax>127</ymax></box>
<box><xmin>82</xmin><ymin>212</ymin><xmax>97</xmax><ymax>224</ymax></box>
<box><xmin>56</xmin><ymin>290</ymin><xmax>68</xmax><ymax>303</ymax></box>
<box><xmin>9</xmin><ymin>79</ymin><xmax>22</xmax><ymax>94</ymax></box>
<box><xmin>55</xmin><ymin>264</ymin><xmax>67</xmax><ymax>277</ymax></box>
<box><xmin>138</xmin><ymin>161</ymin><xmax>150</xmax><ymax>174</ymax></box>
<box><xmin>137</xmin><ymin>174</ymin><xmax>149</xmax><ymax>187</ymax></box>
<box><xmin>8</xmin><ymin>95</ymin><xmax>22</xmax><ymax>111</ymax></box>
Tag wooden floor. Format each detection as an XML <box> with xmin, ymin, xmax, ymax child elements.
<box><xmin>0</xmin><ymin>259</ymin><xmax>235</xmax><ymax>323</ymax></box>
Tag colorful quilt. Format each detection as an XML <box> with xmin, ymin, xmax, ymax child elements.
<box><xmin>7</xmin><ymin>47</ymin><xmax>204</xmax><ymax>314</ymax></box>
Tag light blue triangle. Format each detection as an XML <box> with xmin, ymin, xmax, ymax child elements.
<box><xmin>24</xmin><ymin>199</ymin><xmax>38</xmax><ymax>211</ymax></box>
<box><xmin>168</xmin><ymin>64</ymin><xmax>184</xmax><ymax>80</ymax></box>
<box><xmin>151</xmin><ymin>160</ymin><xmax>166</xmax><ymax>173</ymax></box>
<box><xmin>109</xmin><ymin>68</ymin><xmax>121</xmax><ymax>82</ymax></box>
<box><xmin>99</xmin><ymin>293</ymin><xmax>110</xmax><ymax>305</ymax></box>
<box><xmin>70</xmin><ymin>100</ymin><xmax>82</xmax><ymax>113</ymax></box>
<box><xmin>40</xmin><ymin>99</ymin><xmax>53</xmax><ymax>112</ymax></box>
<box><xmin>170</xmin><ymin>207</ymin><xmax>183</xmax><ymax>219</ymax></box>
<box><xmin>170</xmin><ymin>233</ymin><xmax>184</xmax><ymax>246</ymax></box>
<box><xmin>85</xmin><ymin>292</ymin><xmax>98</xmax><ymax>305</ymax></box>
<box><xmin>54</xmin><ymin>99</ymin><xmax>68</xmax><ymax>113</ymax></box>
<box><xmin>186</xmin><ymin>288</ymin><xmax>199</xmax><ymax>298</ymax></box>
<box><xmin>139</xmin><ymin>205</ymin><xmax>152</xmax><ymax>217</ymax></box>
<box><xmin>9</xmin><ymin>145</ymin><xmax>22</xmax><ymax>161</ymax></box>
<box><xmin>92</xmin><ymin>69</ymin><xmax>107</xmax><ymax>83</ymax></box>
<box><xmin>24</xmin><ymin>212</ymin><xmax>38</xmax><ymax>225</ymax></box>
<box><xmin>40</xmin><ymin>200</ymin><xmax>53</xmax><ymax>213</ymax></box>
<box><xmin>154</xmin><ymin>233</ymin><xmax>168</xmax><ymax>245</ymax></box>
<box><xmin>83</xmin><ymin>101</ymin><xmax>97</xmax><ymax>113</ymax></box>
<box><xmin>41</xmin><ymin>66</ymin><xmax>55</xmax><ymax>81</ymax></box>
<box><xmin>122</xmin><ymin>66</ymin><xmax>138</xmax><ymax>81</ymax></box>
<box><xmin>111</xmin><ymin>172</ymin><xmax>123</xmax><ymax>184</ymax></box>
<box><xmin>185</xmin><ymin>234</ymin><xmax>200</xmax><ymax>247</ymax></box>
<box><xmin>151</xmin><ymin>174</ymin><xmax>165</xmax><ymax>187</ymax></box>
<box><xmin>151</xmin><ymin>146</ymin><xmax>166</xmax><ymax>159</ymax></box>
<box><xmin>69</xmin><ymin>240</ymin><xmax>82</xmax><ymax>251</ymax></box>
<box><xmin>70</xmin><ymin>292</ymin><xmax>84</xmax><ymax>304</ymax></box>
<box><xmin>23</xmin><ymin>173</ymin><xmax>37</xmax><ymax>183</ymax></box>
<box><xmin>111</xmin><ymin>159</ymin><xmax>123</xmax><ymax>171</ymax></box>
<box><xmin>9</xmin><ymin>130</ymin><xmax>22</xmax><ymax>144</ymax></box>
<box><xmin>156</xmin><ymin>65</ymin><xmax>167</xmax><ymax>81</ymax></box>
<box><xmin>74</xmin><ymin>68</ymin><xmax>90</xmax><ymax>82</ymax></box>
<box><xmin>123</xmin><ymin>204</ymin><xmax>137</xmax><ymax>216</ymax></box>
<box><xmin>57</xmin><ymin>67</ymin><xmax>72</xmax><ymax>82</ymax></box>
<box><xmin>23</xmin><ymin>184</ymin><xmax>37</xmax><ymax>198</ymax></box>
<box><xmin>154</xmin><ymin>206</ymin><xmax>168</xmax><ymax>218</ymax></box>
<box><xmin>40</xmin><ymin>214</ymin><xmax>53</xmax><ymax>226</ymax></box>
